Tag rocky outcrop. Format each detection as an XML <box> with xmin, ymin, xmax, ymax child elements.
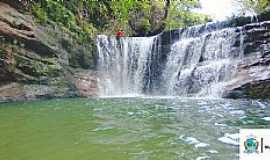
<box><xmin>222</xmin><ymin>21</ymin><xmax>270</xmax><ymax>99</ymax></box>
<box><xmin>223</xmin><ymin>51</ymin><xmax>270</xmax><ymax>99</ymax></box>
<box><xmin>0</xmin><ymin>2</ymin><xmax>97</xmax><ymax>102</ymax></box>
<box><xmin>73</xmin><ymin>70</ymin><xmax>98</xmax><ymax>97</ymax></box>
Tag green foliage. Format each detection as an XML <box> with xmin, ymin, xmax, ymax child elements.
<box><xmin>82</xmin><ymin>23</ymin><xmax>97</xmax><ymax>37</ymax></box>
<box><xmin>85</xmin><ymin>1</ymin><xmax>111</xmax><ymax>29</ymax></box>
<box><xmin>31</xmin><ymin>3</ymin><xmax>48</xmax><ymax>24</ymax></box>
<box><xmin>78</xmin><ymin>0</ymin><xmax>141</xmax><ymax>32</ymax></box>
<box><xmin>31</xmin><ymin>59</ymin><xmax>62</xmax><ymax>77</ymax></box>
<box><xmin>30</xmin><ymin>0</ymin><xmax>211</xmax><ymax>38</ymax></box>
<box><xmin>31</xmin><ymin>0</ymin><xmax>97</xmax><ymax>43</ymax></box>
<box><xmin>34</xmin><ymin>0</ymin><xmax>76</xmax><ymax>29</ymax></box>
<box><xmin>138</xmin><ymin>18</ymin><xmax>151</xmax><ymax>32</ymax></box>
<box><xmin>111</xmin><ymin>0</ymin><xmax>135</xmax><ymax>24</ymax></box>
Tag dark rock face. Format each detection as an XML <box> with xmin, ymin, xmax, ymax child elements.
<box><xmin>221</xmin><ymin>20</ymin><xmax>270</xmax><ymax>99</ymax></box>
<box><xmin>0</xmin><ymin>2</ymin><xmax>97</xmax><ymax>102</ymax></box>
<box><xmin>223</xmin><ymin>54</ymin><xmax>270</xmax><ymax>99</ymax></box>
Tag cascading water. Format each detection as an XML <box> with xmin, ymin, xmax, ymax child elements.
<box><xmin>97</xmin><ymin>35</ymin><xmax>160</xmax><ymax>96</ymax></box>
<box><xmin>96</xmin><ymin>23</ymin><xmax>248</xmax><ymax>97</ymax></box>
<box><xmin>162</xmin><ymin>27</ymin><xmax>244</xmax><ymax>97</ymax></box>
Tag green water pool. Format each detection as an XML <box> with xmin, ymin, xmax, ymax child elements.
<box><xmin>0</xmin><ymin>98</ymin><xmax>269</xmax><ymax>160</ymax></box>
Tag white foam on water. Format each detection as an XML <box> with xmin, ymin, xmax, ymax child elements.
<box><xmin>184</xmin><ymin>137</ymin><xmax>200</xmax><ymax>144</ymax></box>
<box><xmin>127</xmin><ymin>112</ymin><xmax>135</xmax><ymax>116</ymax></box>
<box><xmin>99</xmin><ymin>94</ymin><xmax>142</xmax><ymax>98</ymax></box>
<box><xmin>195</xmin><ymin>143</ymin><xmax>210</xmax><ymax>148</ymax></box>
<box><xmin>98</xmin><ymin>95</ymin><xmax>224</xmax><ymax>100</ymax></box>
<box><xmin>180</xmin><ymin>136</ymin><xmax>210</xmax><ymax>149</ymax></box>
<box><xmin>196</xmin><ymin>156</ymin><xmax>210</xmax><ymax>160</ymax></box>
<box><xmin>239</xmin><ymin>116</ymin><xmax>247</xmax><ymax>119</ymax></box>
<box><xmin>92</xmin><ymin>126</ymin><xmax>114</xmax><ymax>132</ymax></box>
<box><xmin>229</xmin><ymin>110</ymin><xmax>245</xmax><ymax>116</ymax></box>
<box><xmin>262</xmin><ymin>117</ymin><xmax>270</xmax><ymax>121</ymax></box>
<box><xmin>257</xmin><ymin>101</ymin><xmax>267</xmax><ymax>109</ymax></box>
<box><xmin>218</xmin><ymin>133</ymin><xmax>239</xmax><ymax>146</ymax></box>
<box><xmin>214</xmin><ymin>122</ymin><xmax>227</xmax><ymax>127</ymax></box>
<box><xmin>207</xmin><ymin>150</ymin><xmax>219</xmax><ymax>154</ymax></box>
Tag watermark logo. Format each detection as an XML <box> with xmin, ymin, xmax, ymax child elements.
<box><xmin>244</xmin><ymin>135</ymin><xmax>259</xmax><ymax>154</ymax></box>
<box><xmin>240</xmin><ymin>129</ymin><xmax>270</xmax><ymax>160</ymax></box>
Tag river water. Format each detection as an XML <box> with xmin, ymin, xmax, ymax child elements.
<box><xmin>0</xmin><ymin>97</ymin><xmax>269</xmax><ymax>160</ymax></box>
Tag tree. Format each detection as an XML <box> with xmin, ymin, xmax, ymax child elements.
<box><xmin>128</xmin><ymin>0</ymin><xmax>209</xmax><ymax>36</ymax></box>
<box><xmin>27</xmin><ymin>0</ymin><xmax>211</xmax><ymax>37</ymax></box>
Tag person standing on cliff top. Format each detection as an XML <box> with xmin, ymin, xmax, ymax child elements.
<box><xmin>116</xmin><ymin>29</ymin><xmax>125</xmax><ymax>50</ymax></box>
<box><xmin>116</xmin><ymin>29</ymin><xmax>125</xmax><ymax>39</ymax></box>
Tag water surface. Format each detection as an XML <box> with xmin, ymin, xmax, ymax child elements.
<box><xmin>0</xmin><ymin>98</ymin><xmax>269</xmax><ymax>160</ymax></box>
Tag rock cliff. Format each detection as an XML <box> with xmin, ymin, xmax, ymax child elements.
<box><xmin>223</xmin><ymin>22</ymin><xmax>270</xmax><ymax>98</ymax></box>
<box><xmin>0</xmin><ymin>2</ymin><xmax>97</xmax><ymax>102</ymax></box>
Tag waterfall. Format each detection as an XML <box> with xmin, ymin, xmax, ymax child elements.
<box><xmin>162</xmin><ymin>27</ymin><xmax>243</xmax><ymax>97</ymax></box>
<box><xmin>96</xmin><ymin>35</ymin><xmax>160</xmax><ymax>96</ymax></box>
<box><xmin>96</xmin><ymin>23</ymin><xmax>247</xmax><ymax>97</ymax></box>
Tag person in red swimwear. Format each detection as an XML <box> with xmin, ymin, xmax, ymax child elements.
<box><xmin>116</xmin><ymin>29</ymin><xmax>125</xmax><ymax>39</ymax></box>
<box><xmin>116</xmin><ymin>29</ymin><xmax>124</xmax><ymax>49</ymax></box>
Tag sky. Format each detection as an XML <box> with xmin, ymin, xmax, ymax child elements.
<box><xmin>197</xmin><ymin>0</ymin><xmax>240</xmax><ymax>21</ymax></box>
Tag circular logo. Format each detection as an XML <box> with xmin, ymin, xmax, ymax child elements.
<box><xmin>244</xmin><ymin>136</ymin><xmax>259</xmax><ymax>153</ymax></box>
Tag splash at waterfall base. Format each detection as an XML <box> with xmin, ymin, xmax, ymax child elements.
<box><xmin>97</xmin><ymin>20</ymin><xmax>270</xmax><ymax>99</ymax></box>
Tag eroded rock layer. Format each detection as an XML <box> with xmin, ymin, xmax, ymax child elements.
<box><xmin>0</xmin><ymin>2</ymin><xmax>97</xmax><ymax>102</ymax></box>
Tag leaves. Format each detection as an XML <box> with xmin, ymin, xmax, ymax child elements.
<box><xmin>30</xmin><ymin>0</ymin><xmax>211</xmax><ymax>37</ymax></box>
